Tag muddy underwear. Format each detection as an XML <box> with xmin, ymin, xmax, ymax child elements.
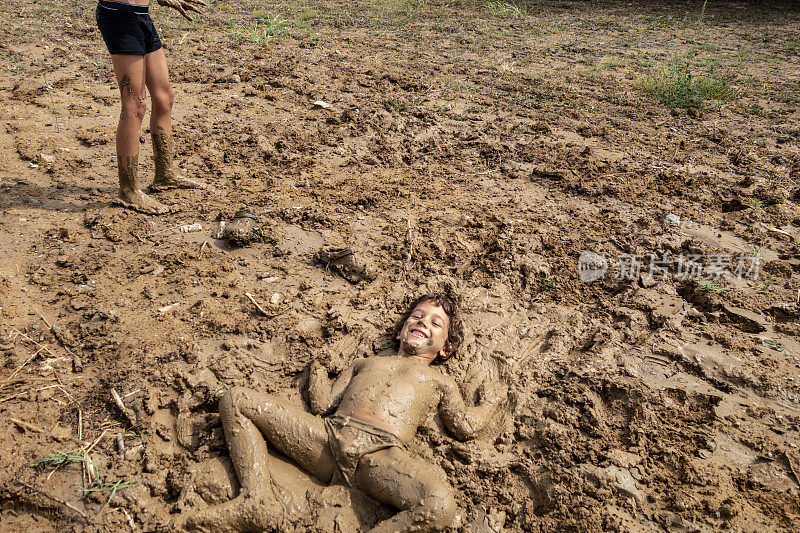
<box><xmin>96</xmin><ymin>0</ymin><xmax>163</xmax><ymax>55</ymax></box>
<box><xmin>324</xmin><ymin>415</ymin><xmax>408</xmax><ymax>486</ymax></box>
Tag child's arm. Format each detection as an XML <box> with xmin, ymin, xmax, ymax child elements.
<box><xmin>437</xmin><ymin>375</ymin><xmax>505</xmax><ymax>441</ymax></box>
<box><xmin>307</xmin><ymin>359</ymin><xmax>361</xmax><ymax>415</ymax></box>
<box><xmin>156</xmin><ymin>0</ymin><xmax>206</xmax><ymax>21</ymax></box>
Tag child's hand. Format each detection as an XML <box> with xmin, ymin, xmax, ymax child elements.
<box><xmin>157</xmin><ymin>0</ymin><xmax>206</xmax><ymax>21</ymax></box>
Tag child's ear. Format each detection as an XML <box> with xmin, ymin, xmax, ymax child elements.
<box><xmin>437</xmin><ymin>342</ymin><xmax>451</xmax><ymax>360</ymax></box>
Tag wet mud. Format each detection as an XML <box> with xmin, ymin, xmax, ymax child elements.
<box><xmin>2</xmin><ymin>0</ymin><xmax>800</xmax><ymax>531</ymax></box>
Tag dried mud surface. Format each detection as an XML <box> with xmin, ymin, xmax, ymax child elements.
<box><xmin>2</xmin><ymin>1</ymin><xmax>800</xmax><ymax>531</ymax></box>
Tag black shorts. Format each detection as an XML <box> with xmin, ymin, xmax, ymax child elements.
<box><xmin>96</xmin><ymin>0</ymin><xmax>163</xmax><ymax>55</ymax></box>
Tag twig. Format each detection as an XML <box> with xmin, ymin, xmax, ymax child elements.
<box><xmin>15</xmin><ymin>479</ymin><xmax>91</xmax><ymax>522</ymax></box>
<box><xmin>10</xmin><ymin>417</ymin><xmax>46</xmax><ymax>434</ymax></box>
<box><xmin>120</xmin><ymin>506</ymin><xmax>136</xmax><ymax>531</ymax></box>
<box><xmin>4</xmin><ymin>347</ymin><xmax>44</xmax><ymax>382</ymax></box>
<box><xmin>245</xmin><ymin>292</ymin><xmax>269</xmax><ymax>316</ymax></box>
<box><xmin>199</xmin><ymin>240</ymin><xmax>209</xmax><ymax>257</ymax></box>
<box><xmin>37</xmin><ymin>313</ymin><xmax>52</xmax><ymax>330</ymax></box>
<box><xmin>84</xmin><ymin>429</ymin><xmax>108</xmax><ymax>457</ymax></box>
<box><xmin>110</xmin><ymin>389</ymin><xmax>137</xmax><ymax>426</ymax></box>
<box><xmin>9</xmin><ymin>327</ymin><xmax>60</xmax><ymax>359</ymax></box>
<box><xmin>53</xmin><ymin>369</ymin><xmax>77</xmax><ymax>403</ymax></box>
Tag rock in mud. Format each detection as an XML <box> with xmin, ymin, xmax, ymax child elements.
<box><xmin>577</xmin><ymin>464</ymin><xmax>644</xmax><ymax>504</ymax></box>
<box><xmin>219</xmin><ymin>211</ymin><xmax>262</xmax><ymax>245</ymax></box>
<box><xmin>722</xmin><ymin>304</ymin><xmax>768</xmax><ymax>333</ymax></box>
<box><xmin>315</xmin><ymin>247</ymin><xmax>376</xmax><ymax>284</ymax></box>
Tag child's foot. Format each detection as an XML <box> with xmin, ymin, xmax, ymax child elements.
<box><xmin>148</xmin><ymin>175</ymin><xmax>207</xmax><ymax>192</ymax></box>
<box><xmin>182</xmin><ymin>494</ymin><xmax>281</xmax><ymax>532</ymax></box>
<box><xmin>114</xmin><ymin>189</ymin><xmax>171</xmax><ymax>215</ymax></box>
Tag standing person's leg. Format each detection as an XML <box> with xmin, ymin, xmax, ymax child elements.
<box><xmin>185</xmin><ymin>387</ymin><xmax>334</xmax><ymax>531</ymax></box>
<box><xmin>355</xmin><ymin>447</ymin><xmax>458</xmax><ymax>532</ymax></box>
<box><xmin>144</xmin><ymin>48</ymin><xmax>204</xmax><ymax>190</ymax></box>
<box><xmin>110</xmin><ymin>54</ymin><xmax>170</xmax><ymax>214</ymax></box>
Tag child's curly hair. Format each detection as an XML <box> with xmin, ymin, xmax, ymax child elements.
<box><xmin>394</xmin><ymin>293</ymin><xmax>464</xmax><ymax>364</ymax></box>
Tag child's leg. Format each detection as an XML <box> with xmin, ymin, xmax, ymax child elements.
<box><xmin>110</xmin><ymin>54</ymin><xmax>169</xmax><ymax>214</ymax></box>
<box><xmin>355</xmin><ymin>447</ymin><xmax>457</xmax><ymax>532</ymax></box>
<box><xmin>185</xmin><ymin>387</ymin><xmax>334</xmax><ymax>531</ymax></box>
<box><xmin>144</xmin><ymin>48</ymin><xmax>204</xmax><ymax>190</ymax></box>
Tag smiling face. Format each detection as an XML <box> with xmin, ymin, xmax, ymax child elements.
<box><xmin>396</xmin><ymin>300</ymin><xmax>451</xmax><ymax>364</ymax></box>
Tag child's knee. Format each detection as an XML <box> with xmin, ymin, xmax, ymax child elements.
<box><xmin>415</xmin><ymin>483</ymin><xmax>457</xmax><ymax>530</ymax></box>
<box><xmin>152</xmin><ymin>86</ymin><xmax>174</xmax><ymax>113</ymax></box>
<box><xmin>219</xmin><ymin>386</ymin><xmax>248</xmax><ymax>415</ymax></box>
<box><xmin>121</xmin><ymin>94</ymin><xmax>146</xmax><ymax>120</ymax></box>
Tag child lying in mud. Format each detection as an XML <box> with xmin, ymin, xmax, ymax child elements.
<box><xmin>181</xmin><ymin>293</ymin><xmax>506</xmax><ymax>532</ymax></box>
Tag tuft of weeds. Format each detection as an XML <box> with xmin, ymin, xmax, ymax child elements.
<box><xmin>485</xmin><ymin>1</ymin><xmax>524</xmax><ymax>17</ymax></box>
<box><xmin>697</xmin><ymin>281</ymin><xmax>727</xmax><ymax>294</ymax></box>
<box><xmin>33</xmin><ymin>448</ymin><xmax>86</xmax><ymax>469</ymax></box>
<box><xmin>755</xmin><ymin>274</ymin><xmax>779</xmax><ymax>292</ymax></box>
<box><xmin>762</xmin><ymin>338</ymin><xmax>789</xmax><ymax>355</ymax></box>
<box><xmin>82</xmin><ymin>478</ymin><xmax>140</xmax><ymax>510</ymax></box>
<box><xmin>228</xmin><ymin>12</ymin><xmax>309</xmax><ymax>45</ymax></box>
<box><xmin>385</xmin><ymin>101</ymin><xmax>407</xmax><ymax>112</ymax></box>
<box><xmin>638</xmin><ymin>66</ymin><xmax>738</xmax><ymax>109</ymax></box>
<box><xmin>590</xmin><ymin>57</ymin><xmax>626</xmax><ymax>73</ymax></box>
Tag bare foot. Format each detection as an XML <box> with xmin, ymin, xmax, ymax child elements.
<box><xmin>182</xmin><ymin>494</ymin><xmax>281</xmax><ymax>532</ymax></box>
<box><xmin>114</xmin><ymin>189</ymin><xmax>171</xmax><ymax>215</ymax></box>
<box><xmin>148</xmin><ymin>175</ymin><xmax>207</xmax><ymax>192</ymax></box>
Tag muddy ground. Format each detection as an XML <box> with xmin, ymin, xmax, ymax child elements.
<box><xmin>1</xmin><ymin>0</ymin><xmax>800</xmax><ymax>531</ymax></box>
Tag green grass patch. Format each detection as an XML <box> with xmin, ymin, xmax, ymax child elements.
<box><xmin>590</xmin><ymin>56</ymin><xmax>626</xmax><ymax>73</ymax></box>
<box><xmin>485</xmin><ymin>1</ymin><xmax>525</xmax><ymax>17</ymax></box>
<box><xmin>228</xmin><ymin>9</ymin><xmax>315</xmax><ymax>44</ymax></box>
<box><xmin>638</xmin><ymin>66</ymin><xmax>738</xmax><ymax>109</ymax></box>
<box><xmin>697</xmin><ymin>281</ymin><xmax>727</xmax><ymax>294</ymax></box>
<box><xmin>34</xmin><ymin>448</ymin><xmax>87</xmax><ymax>469</ymax></box>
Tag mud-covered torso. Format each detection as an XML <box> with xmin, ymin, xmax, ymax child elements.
<box><xmin>333</xmin><ymin>356</ymin><xmax>443</xmax><ymax>444</ymax></box>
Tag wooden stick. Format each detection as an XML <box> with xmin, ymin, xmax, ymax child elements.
<box><xmin>86</xmin><ymin>429</ymin><xmax>109</xmax><ymax>454</ymax></box>
<box><xmin>8</xmin><ymin>327</ymin><xmax>60</xmax><ymax>359</ymax></box>
<box><xmin>52</xmin><ymin>369</ymin><xmax>77</xmax><ymax>404</ymax></box>
<box><xmin>15</xmin><ymin>479</ymin><xmax>91</xmax><ymax>522</ymax></box>
<box><xmin>9</xmin><ymin>417</ymin><xmax>46</xmax><ymax>434</ymax></box>
<box><xmin>245</xmin><ymin>292</ymin><xmax>270</xmax><ymax>316</ymax></box>
<box><xmin>10</xmin><ymin>417</ymin><xmax>84</xmax><ymax>445</ymax></box>
<box><xmin>121</xmin><ymin>507</ymin><xmax>136</xmax><ymax>531</ymax></box>
<box><xmin>110</xmin><ymin>389</ymin><xmax>137</xmax><ymax>426</ymax></box>
<box><xmin>121</xmin><ymin>389</ymin><xmax>141</xmax><ymax>399</ymax></box>
<box><xmin>37</xmin><ymin>313</ymin><xmax>52</xmax><ymax>330</ymax></box>
<box><xmin>4</xmin><ymin>347</ymin><xmax>44</xmax><ymax>382</ymax></box>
